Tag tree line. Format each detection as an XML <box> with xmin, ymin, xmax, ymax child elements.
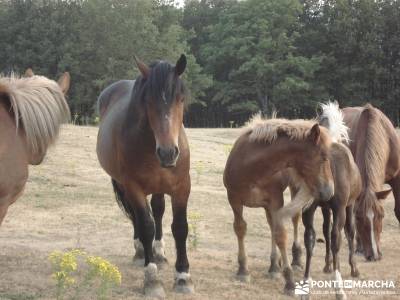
<box><xmin>0</xmin><ymin>0</ymin><xmax>399</xmax><ymax>127</ymax></box>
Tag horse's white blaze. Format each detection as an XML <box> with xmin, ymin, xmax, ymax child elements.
<box><xmin>367</xmin><ymin>208</ymin><xmax>379</xmax><ymax>259</ymax></box>
<box><xmin>334</xmin><ymin>270</ymin><xmax>347</xmax><ymax>300</ymax></box>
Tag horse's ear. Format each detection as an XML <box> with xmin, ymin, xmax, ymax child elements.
<box><xmin>308</xmin><ymin>124</ymin><xmax>321</xmax><ymax>144</ymax></box>
<box><xmin>24</xmin><ymin>68</ymin><xmax>34</xmax><ymax>77</ymax></box>
<box><xmin>175</xmin><ymin>54</ymin><xmax>187</xmax><ymax>77</ymax></box>
<box><xmin>58</xmin><ymin>72</ymin><xmax>71</xmax><ymax>95</ymax></box>
<box><xmin>376</xmin><ymin>188</ymin><xmax>392</xmax><ymax>200</ymax></box>
<box><xmin>134</xmin><ymin>55</ymin><xmax>150</xmax><ymax>79</ymax></box>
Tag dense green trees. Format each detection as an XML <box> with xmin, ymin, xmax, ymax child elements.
<box><xmin>0</xmin><ymin>0</ymin><xmax>399</xmax><ymax>126</ymax></box>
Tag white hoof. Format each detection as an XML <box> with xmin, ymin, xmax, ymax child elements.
<box><xmin>144</xmin><ymin>263</ymin><xmax>165</xmax><ymax>299</ymax></box>
<box><xmin>153</xmin><ymin>239</ymin><xmax>168</xmax><ymax>265</ymax></box>
<box><xmin>174</xmin><ymin>272</ymin><xmax>194</xmax><ymax>294</ymax></box>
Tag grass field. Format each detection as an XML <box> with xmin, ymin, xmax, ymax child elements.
<box><xmin>1</xmin><ymin>125</ymin><xmax>400</xmax><ymax>299</ymax></box>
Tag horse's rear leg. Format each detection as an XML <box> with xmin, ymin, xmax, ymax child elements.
<box><xmin>388</xmin><ymin>175</ymin><xmax>400</xmax><ymax>223</ymax></box>
<box><xmin>111</xmin><ymin>180</ymin><xmax>144</xmax><ymax>260</ymax></box>
<box><xmin>265</xmin><ymin>208</ymin><xmax>281</xmax><ymax>279</ymax></box>
<box><xmin>344</xmin><ymin>205</ymin><xmax>359</xmax><ymax>277</ymax></box>
<box><xmin>322</xmin><ymin>206</ymin><xmax>332</xmax><ymax>273</ymax></box>
<box><xmin>151</xmin><ymin>194</ymin><xmax>167</xmax><ymax>264</ymax></box>
<box><xmin>273</xmin><ymin>219</ymin><xmax>295</xmax><ymax>296</ymax></box>
<box><xmin>171</xmin><ymin>181</ymin><xmax>194</xmax><ymax>294</ymax></box>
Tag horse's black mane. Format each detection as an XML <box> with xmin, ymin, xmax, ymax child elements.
<box><xmin>133</xmin><ymin>60</ymin><xmax>188</xmax><ymax>105</ymax></box>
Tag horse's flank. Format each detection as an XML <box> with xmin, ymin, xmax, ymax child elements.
<box><xmin>0</xmin><ymin>74</ymin><xmax>70</xmax><ymax>159</ymax></box>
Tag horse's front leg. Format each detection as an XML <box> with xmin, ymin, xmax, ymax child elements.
<box><xmin>322</xmin><ymin>206</ymin><xmax>332</xmax><ymax>273</ymax></box>
<box><xmin>126</xmin><ymin>187</ymin><xmax>165</xmax><ymax>298</ymax></box>
<box><xmin>331</xmin><ymin>203</ymin><xmax>347</xmax><ymax>300</ymax></box>
<box><xmin>151</xmin><ymin>194</ymin><xmax>168</xmax><ymax>265</ymax></box>
<box><xmin>388</xmin><ymin>175</ymin><xmax>400</xmax><ymax>223</ymax></box>
<box><xmin>302</xmin><ymin>204</ymin><xmax>317</xmax><ymax>282</ymax></box>
<box><xmin>171</xmin><ymin>178</ymin><xmax>194</xmax><ymax>294</ymax></box>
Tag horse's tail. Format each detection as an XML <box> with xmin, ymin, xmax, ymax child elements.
<box><xmin>277</xmin><ymin>182</ymin><xmax>313</xmax><ymax>220</ymax></box>
<box><xmin>318</xmin><ymin>101</ymin><xmax>349</xmax><ymax>143</ymax></box>
<box><xmin>111</xmin><ymin>179</ymin><xmax>135</xmax><ymax>223</ymax></box>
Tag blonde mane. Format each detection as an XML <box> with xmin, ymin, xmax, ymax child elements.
<box><xmin>318</xmin><ymin>101</ymin><xmax>349</xmax><ymax>143</ymax></box>
<box><xmin>243</xmin><ymin>113</ymin><xmax>318</xmax><ymax>143</ymax></box>
<box><xmin>0</xmin><ymin>74</ymin><xmax>70</xmax><ymax>156</ymax></box>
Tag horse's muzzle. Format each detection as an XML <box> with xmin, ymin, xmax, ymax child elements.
<box><xmin>156</xmin><ymin>146</ymin><xmax>180</xmax><ymax>168</ymax></box>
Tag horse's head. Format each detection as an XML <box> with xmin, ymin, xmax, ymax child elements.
<box><xmin>355</xmin><ymin>188</ymin><xmax>391</xmax><ymax>261</ymax></box>
<box><xmin>134</xmin><ymin>55</ymin><xmax>187</xmax><ymax>168</ymax></box>
<box><xmin>295</xmin><ymin>124</ymin><xmax>334</xmax><ymax>201</ymax></box>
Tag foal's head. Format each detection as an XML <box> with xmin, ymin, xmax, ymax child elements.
<box><xmin>134</xmin><ymin>55</ymin><xmax>187</xmax><ymax>168</ymax></box>
<box><xmin>295</xmin><ymin>124</ymin><xmax>334</xmax><ymax>201</ymax></box>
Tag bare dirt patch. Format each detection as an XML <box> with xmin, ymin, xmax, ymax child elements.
<box><xmin>1</xmin><ymin>125</ymin><xmax>400</xmax><ymax>299</ymax></box>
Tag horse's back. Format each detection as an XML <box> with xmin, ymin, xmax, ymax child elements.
<box><xmin>98</xmin><ymin>80</ymin><xmax>134</xmax><ymax>119</ymax></box>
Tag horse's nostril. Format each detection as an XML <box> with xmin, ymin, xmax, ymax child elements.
<box><xmin>156</xmin><ymin>147</ymin><xmax>163</xmax><ymax>159</ymax></box>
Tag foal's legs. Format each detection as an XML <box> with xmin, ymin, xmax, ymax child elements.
<box><xmin>265</xmin><ymin>208</ymin><xmax>281</xmax><ymax>278</ymax></box>
<box><xmin>151</xmin><ymin>194</ymin><xmax>167</xmax><ymax>264</ymax></box>
<box><xmin>302</xmin><ymin>203</ymin><xmax>317</xmax><ymax>281</ymax></box>
<box><xmin>232</xmin><ymin>203</ymin><xmax>250</xmax><ymax>282</ymax></box>
<box><xmin>388</xmin><ymin>175</ymin><xmax>400</xmax><ymax>223</ymax></box>
<box><xmin>291</xmin><ymin>212</ymin><xmax>303</xmax><ymax>270</ymax></box>
<box><xmin>344</xmin><ymin>205</ymin><xmax>359</xmax><ymax>277</ymax></box>
<box><xmin>331</xmin><ymin>202</ymin><xmax>347</xmax><ymax>300</ymax></box>
<box><xmin>273</xmin><ymin>217</ymin><xmax>295</xmax><ymax>295</ymax></box>
<box><xmin>171</xmin><ymin>179</ymin><xmax>194</xmax><ymax>293</ymax></box>
<box><xmin>322</xmin><ymin>206</ymin><xmax>332</xmax><ymax>273</ymax></box>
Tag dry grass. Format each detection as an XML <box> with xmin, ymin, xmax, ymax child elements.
<box><xmin>1</xmin><ymin>125</ymin><xmax>400</xmax><ymax>299</ymax></box>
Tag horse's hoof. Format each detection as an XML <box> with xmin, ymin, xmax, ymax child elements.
<box><xmin>323</xmin><ymin>265</ymin><xmax>332</xmax><ymax>273</ymax></box>
<box><xmin>267</xmin><ymin>271</ymin><xmax>280</xmax><ymax>280</ymax></box>
<box><xmin>132</xmin><ymin>255</ymin><xmax>144</xmax><ymax>266</ymax></box>
<box><xmin>174</xmin><ymin>272</ymin><xmax>194</xmax><ymax>294</ymax></box>
<box><xmin>336</xmin><ymin>293</ymin><xmax>347</xmax><ymax>300</ymax></box>
<box><xmin>144</xmin><ymin>282</ymin><xmax>166</xmax><ymax>299</ymax></box>
<box><xmin>144</xmin><ymin>263</ymin><xmax>165</xmax><ymax>299</ymax></box>
<box><xmin>237</xmin><ymin>273</ymin><xmax>251</xmax><ymax>283</ymax></box>
<box><xmin>283</xmin><ymin>285</ymin><xmax>295</xmax><ymax>297</ymax></box>
<box><xmin>351</xmin><ymin>269</ymin><xmax>360</xmax><ymax>277</ymax></box>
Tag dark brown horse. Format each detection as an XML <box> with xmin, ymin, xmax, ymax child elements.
<box><xmin>0</xmin><ymin>69</ymin><xmax>70</xmax><ymax>225</ymax></box>
<box><xmin>96</xmin><ymin>55</ymin><xmax>192</xmax><ymax>298</ymax></box>
<box><xmin>224</xmin><ymin>116</ymin><xmax>334</xmax><ymax>296</ymax></box>
<box><xmin>321</xmin><ymin>103</ymin><xmax>400</xmax><ymax>261</ymax></box>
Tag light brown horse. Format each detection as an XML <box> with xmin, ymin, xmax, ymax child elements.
<box><xmin>224</xmin><ymin>116</ymin><xmax>334</xmax><ymax>295</ymax></box>
<box><xmin>96</xmin><ymin>55</ymin><xmax>192</xmax><ymax>298</ymax></box>
<box><xmin>321</xmin><ymin>103</ymin><xmax>400</xmax><ymax>261</ymax></box>
<box><xmin>297</xmin><ymin>102</ymin><xmax>362</xmax><ymax>300</ymax></box>
<box><xmin>0</xmin><ymin>69</ymin><xmax>70</xmax><ymax>225</ymax></box>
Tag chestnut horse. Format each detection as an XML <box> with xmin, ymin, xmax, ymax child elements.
<box><xmin>0</xmin><ymin>69</ymin><xmax>70</xmax><ymax>226</ymax></box>
<box><xmin>321</xmin><ymin>103</ymin><xmax>400</xmax><ymax>261</ymax></box>
<box><xmin>96</xmin><ymin>55</ymin><xmax>192</xmax><ymax>298</ymax></box>
<box><xmin>224</xmin><ymin>116</ymin><xmax>334</xmax><ymax>295</ymax></box>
